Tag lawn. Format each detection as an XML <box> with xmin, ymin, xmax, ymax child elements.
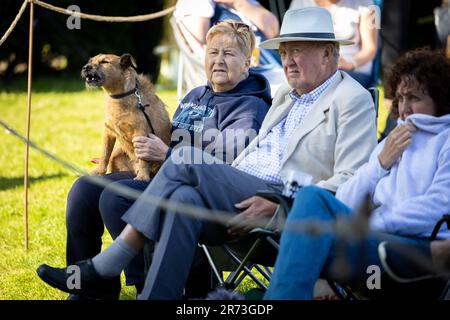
<box><xmin>0</xmin><ymin>76</ymin><xmax>179</xmax><ymax>300</ymax></box>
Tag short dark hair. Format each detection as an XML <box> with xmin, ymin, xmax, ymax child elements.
<box><xmin>386</xmin><ymin>48</ymin><xmax>450</xmax><ymax>119</ymax></box>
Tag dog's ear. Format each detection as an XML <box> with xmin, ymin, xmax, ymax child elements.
<box><xmin>120</xmin><ymin>53</ymin><xmax>137</xmax><ymax>70</ymax></box>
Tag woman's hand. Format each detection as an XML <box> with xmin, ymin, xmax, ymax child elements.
<box><xmin>378</xmin><ymin>123</ymin><xmax>416</xmax><ymax>170</ymax></box>
<box><xmin>132</xmin><ymin>134</ymin><xmax>169</xmax><ymax>162</ymax></box>
<box><xmin>227</xmin><ymin>196</ymin><xmax>278</xmax><ymax>236</ymax></box>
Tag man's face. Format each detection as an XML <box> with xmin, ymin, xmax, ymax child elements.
<box><xmin>278</xmin><ymin>41</ymin><xmax>330</xmax><ymax>95</ymax></box>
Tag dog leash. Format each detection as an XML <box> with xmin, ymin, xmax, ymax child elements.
<box><xmin>108</xmin><ymin>79</ymin><xmax>155</xmax><ymax>133</ymax></box>
<box><xmin>134</xmin><ymin>79</ymin><xmax>155</xmax><ymax>133</ymax></box>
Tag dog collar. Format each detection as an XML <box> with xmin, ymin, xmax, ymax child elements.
<box><xmin>108</xmin><ymin>78</ymin><xmax>155</xmax><ymax>133</ymax></box>
<box><xmin>109</xmin><ymin>88</ymin><xmax>136</xmax><ymax>99</ymax></box>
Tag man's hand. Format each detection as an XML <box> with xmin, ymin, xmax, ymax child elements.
<box><xmin>132</xmin><ymin>134</ymin><xmax>169</xmax><ymax>162</ymax></box>
<box><xmin>378</xmin><ymin>123</ymin><xmax>416</xmax><ymax>170</ymax></box>
<box><xmin>227</xmin><ymin>196</ymin><xmax>278</xmax><ymax>236</ymax></box>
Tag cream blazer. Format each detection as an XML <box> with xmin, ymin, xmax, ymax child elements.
<box><xmin>233</xmin><ymin>71</ymin><xmax>377</xmax><ymax>192</ymax></box>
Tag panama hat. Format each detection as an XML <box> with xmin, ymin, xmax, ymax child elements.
<box><xmin>260</xmin><ymin>7</ymin><xmax>354</xmax><ymax>49</ymax></box>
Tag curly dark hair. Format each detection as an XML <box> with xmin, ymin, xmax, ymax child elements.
<box><xmin>386</xmin><ymin>48</ymin><xmax>450</xmax><ymax>119</ymax></box>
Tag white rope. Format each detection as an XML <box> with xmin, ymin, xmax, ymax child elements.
<box><xmin>31</xmin><ymin>0</ymin><xmax>175</xmax><ymax>22</ymax></box>
<box><xmin>0</xmin><ymin>0</ymin><xmax>28</xmax><ymax>47</ymax></box>
<box><xmin>0</xmin><ymin>0</ymin><xmax>176</xmax><ymax>48</ymax></box>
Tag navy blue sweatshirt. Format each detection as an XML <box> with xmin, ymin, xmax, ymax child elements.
<box><xmin>169</xmin><ymin>71</ymin><xmax>271</xmax><ymax>163</ymax></box>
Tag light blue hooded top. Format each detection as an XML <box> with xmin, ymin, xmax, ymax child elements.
<box><xmin>336</xmin><ymin>113</ymin><xmax>450</xmax><ymax>239</ymax></box>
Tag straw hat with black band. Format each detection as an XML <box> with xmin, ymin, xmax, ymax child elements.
<box><xmin>260</xmin><ymin>7</ymin><xmax>354</xmax><ymax>50</ymax></box>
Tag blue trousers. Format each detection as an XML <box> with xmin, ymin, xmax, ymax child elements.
<box><xmin>264</xmin><ymin>186</ymin><xmax>430</xmax><ymax>300</ymax></box>
<box><xmin>66</xmin><ymin>172</ymin><xmax>148</xmax><ymax>286</ymax></box>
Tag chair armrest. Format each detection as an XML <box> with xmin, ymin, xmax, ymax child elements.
<box><xmin>430</xmin><ymin>214</ymin><xmax>450</xmax><ymax>241</ymax></box>
<box><xmin>249</xmin><ymin>227</ymin><xmax>277</xmax><ymax>236</ymax></box>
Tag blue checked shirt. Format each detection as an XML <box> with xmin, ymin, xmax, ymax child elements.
<box><xmin>236</xmin><ymin>71</ymin><xmax>339</xmax><ymax>184</ymax></box>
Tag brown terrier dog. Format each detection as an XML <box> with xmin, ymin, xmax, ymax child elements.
<box><xmin>81</xmin><ymin>53</ymin><xmax>171</xmax><ymax>181</ymax></box>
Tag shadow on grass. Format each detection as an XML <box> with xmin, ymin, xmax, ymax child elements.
<box><xmin>0</xmin><ymin>172</ymin><xmax>68</xmax><ymax>191</ymax></box>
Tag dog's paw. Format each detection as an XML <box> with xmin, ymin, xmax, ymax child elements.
<box><xmin>90</xmin><ymin>167</ymin><xmax>106</xmax><ymax>176</ymax></box>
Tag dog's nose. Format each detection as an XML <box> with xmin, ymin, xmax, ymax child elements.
<box><xmin>82</xmin><ymin>64</ymin><xmax>92</xmax><ymax>72</ymax></box>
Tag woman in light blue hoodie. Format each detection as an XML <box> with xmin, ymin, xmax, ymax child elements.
<box><xmin>265</xmin><ymin>48</ymin><xmax>450</xmax><ymax>299</ymax></box>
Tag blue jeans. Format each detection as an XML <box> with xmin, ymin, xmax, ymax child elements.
<box><xmin>264</xmin><ymin>186</ymin><xmax>430</xmax><ymax>300</ymax></box>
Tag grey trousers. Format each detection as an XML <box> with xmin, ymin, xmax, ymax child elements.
<box><xmin>122</xmin><ymin>147</ymin><xmax>282</xmax><ymax>299</ymax></box>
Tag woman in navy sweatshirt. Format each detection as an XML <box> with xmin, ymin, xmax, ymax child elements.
<box><xmin>63</xmin><ymin>20</ymin><xmax>271</xmax><ymax>299</ymax></box>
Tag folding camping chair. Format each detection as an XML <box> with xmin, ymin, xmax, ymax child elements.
<box><xmin>328</xmin><ymin>214</ymin><xmax>450</xmax><ymax>300</ymax></box>
<box><xmin>375</xmin><ymin>214</ymin><xmax>450</xmax><ymax>300</ymax></box>
<box><xmin>169</xmin><ymin>16</ymin><xmax>207</xmax><ymax>102</ymax></box>
<box><xmin>199</xmin><ymin>191</ymin><xmax>292</xmax><ymax>291</ymax></box>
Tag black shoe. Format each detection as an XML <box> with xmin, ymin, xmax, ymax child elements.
<box><xmin>134</xmin><ymin>282</ymin><xmax>144</xmax><ymax>295</ymax></box>
<box><xmin>36</xmin><ymin>259</ymin><xmax>121</xmax><ymax>300</ymax></box>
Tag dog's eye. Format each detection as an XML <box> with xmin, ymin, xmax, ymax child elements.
<box><xmin>100</xmin><ymin>60</ymin><xmax>109</xmax><ymax>64</ymax></box>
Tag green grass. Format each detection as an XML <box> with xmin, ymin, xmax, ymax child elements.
<box><xmin>0</xmin><ymin>76</ymin><xmax>178</xmax><ymax>300</ymax></box>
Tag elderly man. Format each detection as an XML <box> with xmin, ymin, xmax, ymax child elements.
<box><xmin>37</xmin><ymin>7</ymin><xmax>377</xmax><ymax>300</ymax></box>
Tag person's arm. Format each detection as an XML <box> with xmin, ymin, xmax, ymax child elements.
<box><xmin>177</xmin><ymin>16</ymin><xmax>210</xmax><ymax>57</ymax></box>
<box><xmin>336</xmin><ymin>123</ymin><xmax>416</xmax><ymax>210</ymax></box>
<box><xmin>385</xmin><ymin>148</ymin><xmax>450</xmax><ymax>238</ymax></box>
<box><xmin>214</xmin><ymin>0</ymin><xmax>280</xmax><ymax>38</ymax></box>
<box><xmin>175</xmin><ymin>0</ymin><xmax>214</xmax><ymax>57</ymax></box>
<box><xmin>335</xmin><ymin>142</ymin><xmax>386</xmax><ymax>211</ymax></box>
<box><xmin>339</xmin><ymin>6</ymin><xmax>378</xmax><ymax>70</ymax></box>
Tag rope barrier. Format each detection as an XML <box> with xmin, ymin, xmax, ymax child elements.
<box><xmin>31</xmin><ymin>0</ymin><xmax>176</xmax><ymax>22</ymax></box>
<box><xmin>0</xmin><ymin>0</ymin><xmax>28</xmax><ymax>47</ymax></box>
<box><xmin>0</xmin><ymin>0</ymin><xmax>176</xmax><ymax>48</ymax></box>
